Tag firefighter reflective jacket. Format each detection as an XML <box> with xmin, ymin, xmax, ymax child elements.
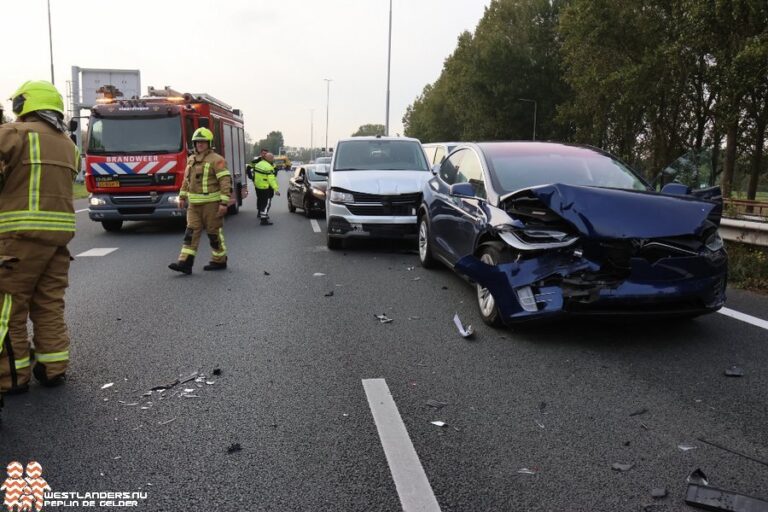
<box><xmin>253</xmin><ymin>160</ymin><xmax>278</xmax><ymax>191</ymax></box>
<box><xmin>0</xmin><ymin>116</ymin><xmax>79</xmax><ymax>247</ymax></box>
<box><xmin>179</xmin><ymin>149</ymin><xmax>232</xmax><ymax>205</ymax></box>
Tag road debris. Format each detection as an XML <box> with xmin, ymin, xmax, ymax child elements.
<box><xmin>149</xmin><ymin>371</ymin><xmax>199</xmax><ymax>392</ymax></box>
<box><xmin>678</xmin><ymin>443</ymin><xmax>697</xmax><ymax>452</ymax></box>
<box><xmin>425</xmin><ymin>399</ymin><xmax>448</xmax><ymax>410</ymax></box>
<box><xmin>697</xmin><ymin>438</ymin><xmax>768</xmax><ymax>468</ymax></box>
<box><xmin>687</xmin><ymin>469</ymin><xmax>709</xmax><ymax>485</ymax></box>
<box><xmin>324</xmin><ymin>291</ymin><xmax>334</xmax><ymax>297</ymax></box>
<box><xmin>651</xmin><ymin>488</ymin><xmax>668</xmax><ymax>499</ymax></box>
<box><xmin>453</xmin><ymin>313</ymin><xmax>474</xmax><ymax>338</ymax></box>
<box><xmin>375</xmin><ymin>313</ymin><xmax>393</xmax><ymax>324</ymax></box>
<box><xmin>685</xmin><ymin>483</ymin><xmax>768</xmax><ymax>512</ymax></box>
<box><xmin>313</xmin><ymin>272</ymin><xmax>326</xmax><ymax>277</ymax></box>
<box><xmin>441</xmin><ymin>286</ymin><xmax>448</xmax><ymax>290</ymax></box>
<box><xmin>263</xmin><ymin>271</ymin><xmax>271</xmax><ymax>276</ymax></box>
<box><xmin>724</xmin><ymin>366</ymin><xmax>745</xmax><ymax>377</ymax></box>
<box><xmin>629</xmin><ymin>408</ymin><xmax>648</xmax><ymax>417</ymax></box>
<box><xmin>611</xmin><ymin>462</ymin><xmax>634</xmax><ymax>472</ymax></box>
<box><xmin>539</xmin><ymin>401</ymin><xmax>547</xmax><ymax>412</ymax></box>
<box><xmin>408</xmin><ymin>316</ymin><xmax>421</xmax><ymax>320</ymax></box>
<box><xmin>412</xmin><ymin>277</ymin><xmax>421</xmax><ymax>281</ymax></box>
<box><xmin>101</xmin><ymin>382</ymin><xmax>114</xmax><ymax>390</ymax></box>
<box><xmin>227</xmin><ymin>443</ymin><xmax>242</xmax><ymax>454</ymax></box>
<box><xmin>517</xmin><ymin>468</ymin><xmax>537</xmax><ymax>475</ymax></box>
<box><xmin>430</xmin><ymin>421</ymin><xmax>447</xmax><ymax>428</ymax></box>
<box><xmin>158</xmin><ymin>418</ymin><xmax>176</xmax><ymax>426</ymax></box>
<box><xmin>118</xmin><ymin>401</ymin><xmax>138</xmax><ymax>406</ymax></box>
<box><xmin>406</xmin><ymin>266</ymin><xmax>415</xmax><ymax>271</ymax></box>
<box><xmin>535</xmin><ymin>420</ymin><xmax>545</xmax><ymax>429</ymax></box>
<box><xmin>213</xmin><ymin>368</ymin><xmax>222</xmax><ymax>376</ymax></box>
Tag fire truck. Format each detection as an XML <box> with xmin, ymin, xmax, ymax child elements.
<box><xmin>85</xmin><ymin>86</ymin><xmax>248</xmax><ymax>231</ymax></box>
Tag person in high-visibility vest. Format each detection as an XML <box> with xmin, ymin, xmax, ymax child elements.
<box><xmin>0</xmin><ymin>81</ymin><xmax>79</xmax><ymax>402</ymax></box>
<box><xmin>253</xmin><ymin>152</ymin><xmax>280</xmax><ymax>225</ymax></box>
<box><xmin>169</xmin><ymin>127</ymin><xmax>232</xmax><ymax>274</ymax></box>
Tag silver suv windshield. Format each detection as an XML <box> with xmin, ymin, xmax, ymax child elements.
<box><xmin>334</xmin><ymin>140</ymin><xmax>428</xmax><ymax>171</ymax></box>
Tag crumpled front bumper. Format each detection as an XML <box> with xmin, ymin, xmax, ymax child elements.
<box><xmin>455</xmin><ymin>250</ymin><xmax>728</xmax><ymax>324</ymax></box>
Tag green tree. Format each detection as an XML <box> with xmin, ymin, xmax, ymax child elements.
<box><xmin>351</xmin><ymin>124</ymin><xmax>386</xmax><ymax>136</ymax></box>
<box><xmin>255</xmin><ymin>131</ymin><xmax>285</xmax><ymax>155</ymax></box>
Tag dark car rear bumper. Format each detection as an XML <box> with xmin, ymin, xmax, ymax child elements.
<box><xmin>455</xmin><ymin>250</ymin><xmax>728</xmax><ymax>324</ymax></box>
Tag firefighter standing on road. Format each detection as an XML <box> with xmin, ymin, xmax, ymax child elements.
<box><xmin>0</xmin><ymin>81</ymin><xmax>79</xmax><ymax>402</ymax></box>
<box><xmin>253</xmin><ymin>152</ymin><xmax>280</xmax><ymax>225</ymax></box>
<box><xmin>169</xmin><ymin>127</ymin><xmax>232</xmax><ymax>274</ymax></box>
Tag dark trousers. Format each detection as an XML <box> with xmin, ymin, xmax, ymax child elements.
<box><xmin>256</xmin><ymin>188</ymin><xmax>274</xmax><ymax>219</ymax></box>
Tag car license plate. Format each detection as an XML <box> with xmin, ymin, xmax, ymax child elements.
<box><xmin>99</xmin><ymin>181</ymin><xmax>120</xmax><ymax>188</ymax></box>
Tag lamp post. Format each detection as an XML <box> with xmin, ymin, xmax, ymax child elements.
<box><xmin>385</xmin><ymin>0</ymin><xmax>392</xmax><ymax>136</ymax></box>
<box><xmin>310</xmin><ymin>109</ymin><xmax>314</xmax><ymax>162</ymax></box>
<box><xmin>517</xmin><ymin>98</ymin><xmax>537</xmax><ymax>141</ymax></box>
<box><xmin>323</xmin><ymin>78</ymin><xmax>333</xmax><ymax>156</ymax></box>
<box><xmin>47</xmin><ymin>0</ymin><xmax>55</xmax><ymax>84</ymax></box>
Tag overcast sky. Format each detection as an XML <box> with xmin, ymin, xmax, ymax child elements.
<box><xmin>1</xmin><ymin>0</ymin><xmax>490</xmax><ymax>149</ymax></box>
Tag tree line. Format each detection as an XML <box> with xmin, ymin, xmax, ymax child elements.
<box><xmin>403</xmin><ymin>0</ymin><xmax>768</xmax><ymax>199</ymax></box>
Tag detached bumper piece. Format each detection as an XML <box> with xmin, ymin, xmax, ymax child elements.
<box><xmin>455</xmin><ymin>245</ymin><xmax>727</xmax><ymax>324</ymax></box>
<box><xmin>685</xmin><ymin>483</ymin><xmax>768</xmax><ymax>512</ymax></box>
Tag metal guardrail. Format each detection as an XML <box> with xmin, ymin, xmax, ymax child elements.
<box><xmin>720</xmin><ymin>218</ymin><xmax>768</xmax><ymax>247</ymax></box>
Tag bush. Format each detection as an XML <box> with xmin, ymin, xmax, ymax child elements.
<box><xmin>726</xmin><ymin>241</ymin><xmax>768</xmax><ymax>292</ymax></box>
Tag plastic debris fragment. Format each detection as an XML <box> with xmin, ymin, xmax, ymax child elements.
<box><xmin>678</xmin><ymin>443</ymin><xmax>697</xmax><ymax>452</ymax></box>
<box><xmin>453</xmin><ymin>313</ymin><xmax>474</xmax><ymax>338</ymax></box>
<box><xmin>375</xmin><ymin>313</ymin><xmax>393</xmax><ymax>324</ymax></box>
<box><xmin>611</xmin><ymin>462</ymin><xmax>634</xmax><ymax>472</ymax></box>
<box><xmin>725</xmin><ymin>366</ymin><xmax>745</xmax><ymax>377</ymax></box>
<box><xmin>651</xmin><ymin>488</ymin><xmax>668</xmax><ymax>499</ymax></box>
<box><xmin>263</xmin><ymin>271</ymin><xmax>270</xmax><ymax>276</ymax></box>
<box><xmin>158</xmin><ymin>418</ymin><xmax>176</xmax><ymax>426</ymax></box>
<box><xmin>325</xmin><ymin>291</ymin><xmax>334</xmax><ymax>297</ymax></box>
<box><xmin>426</xmin><ymin>399</ymin><xmax>448</xmax><ymax>410</ymax></box>
<box><xmin>313</xmin><ymin>272</ymin><xmax>326</xmax><ymax>277</ymax></box>
<box><xmin>430</xmin><ymin>421</ymin><xmax>447</xmax><ymax>428</ymax></box>
<box><xmin>685</xmin><ymin>483</ymin><xmax>768</xmax><ymax>511</ymax></box>
<box><xmin>101</xmin><ymin>383</ymin><xmax>114</xmax><ymax>390</ymax></box>
<box><xmin>227</xmin><ymin>443</ymin><xmax>242</xmax><ymax>454</ymax></box>
<box><xmin>629</xmin><ymin>408</ymin><xmax>648</xmax><ymax>417</ymax></box>
<box><xmin>517</xmin><ymin>468</ymin><xmax>537</xmax><ymax>475</ymax></box>
<box><xmin>687</xmin><ymin>469</ymin><xmax>708</xmax><ymax>486</ymax></box>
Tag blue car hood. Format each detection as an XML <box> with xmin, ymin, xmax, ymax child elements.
<box><xmin>502</xmin><ymin>184</ymin><xmax>718</xmax><ymax>239</ymax></box>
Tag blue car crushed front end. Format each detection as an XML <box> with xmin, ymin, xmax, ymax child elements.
<box><xmin>454</xmin><ymin>183</ymin><xmax>728</xmax><ymax>324</ymax></box>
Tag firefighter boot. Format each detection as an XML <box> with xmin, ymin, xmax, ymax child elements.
<box><xmin>33</xmin><ymin>362</ymin><xmax>66</xmax><ymax>388</ymax></box>
<box><xmin>260</xmin><ymin>217</ymin><xmax>273</xmax><ymax>226</ymax></box>
<box><xmin>203</xmin><ymin>261</ymin><xmax>227</xmax><ymax>271</ymax></box>
<box><xmin>169</xmin><ymin>256</ymin><xmax>195</xmax><ymax>275</ymax></box>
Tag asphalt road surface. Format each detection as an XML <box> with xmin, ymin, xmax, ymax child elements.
<box><xmin>2</xmin><ymin>173</ymin><xmax>767</xmax><ymax>512</ymax></box>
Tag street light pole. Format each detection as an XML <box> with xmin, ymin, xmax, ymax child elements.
<box><xmin>310</xmin><ymin>109</ymin><xmax>314</xmax><ymax>161</ymax></box>
<box><xmin>517</xmin><ymin>98</ymin><xmax>537</xmax><ymax>141</ymax></box>
<box><xmin>47</xmin><ymin>0</ymin><xmax>55</xmax><ymax>84</ymax></box>
<box><xmin>324</xmin><ymin>78</ymin><xmax>332</xmax><ymax>155</ymax></box>
<box><xmin>385</xmin><ymin>0</ymin><xmax>392</xmax><ymax>136</ymax></box>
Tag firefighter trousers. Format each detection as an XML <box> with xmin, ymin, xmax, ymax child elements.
<box><xmin>256</xmin><ymin>188</ymin><xmax>274</xmax><ymax>219</ymax></box>
<box><xmin>178</xmin><ymin>202</ymin><xmax>227</xmax><ymax>264</ymax></box>
<box><xmin>0</xmin><ymin>238</ymin><xmax>70</xmax><ymax>392</ymax></box>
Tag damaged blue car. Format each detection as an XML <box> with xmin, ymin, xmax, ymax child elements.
<box><xmin>417</xmin><ymin>142</ymin><xmax>727</xmax><ymax>326</ymax></box>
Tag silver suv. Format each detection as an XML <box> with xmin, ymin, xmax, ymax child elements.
<box><xmin>326</xmin><ymin>136</ymin><xmax>431</xmax><ymax>249</ymax></box>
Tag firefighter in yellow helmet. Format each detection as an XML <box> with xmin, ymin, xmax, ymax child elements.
<box><xmin>168</xmin><ymin>127</ymin><xmax>232</xmax><ymax>274</ymax></box>
<box><xmin>0</xmin><ymin>81</ymin><xmax>80</xmax><ymax>406</ymax></box>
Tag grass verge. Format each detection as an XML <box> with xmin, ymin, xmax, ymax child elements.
<box><xmin>726</xmin><ymin>241</ymin><xmax>768</xmax><ymax>293</ymax></box>
<box><xmin>73</xmin><ymin>183</ymin><xmax>89</xmax><ymax>199</ymax></box>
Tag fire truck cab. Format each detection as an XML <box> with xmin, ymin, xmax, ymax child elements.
<box><xmin>85</xmin><ymin>86</ymin><xmax>248</xmax><ymax>231</ymax></box>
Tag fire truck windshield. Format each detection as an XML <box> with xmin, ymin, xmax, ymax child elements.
<box><xmin>88</xmin><ymin>116</ymin><xmax>183</xmax><ymax>154</ymax></box>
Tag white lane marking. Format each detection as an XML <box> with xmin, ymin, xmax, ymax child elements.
<box><xmin>362</xmin><ymin>378</ymin><xmax>442</xmax><ymax>512</ymax></box>
<box><xmin>76</xmin><ymin>248</ymin><xmax>118</xmax><ymax>257</ymax></box>
<box><xmin>310</xmin><ymin>219</ymin><xmax>321</xmax><ymax>233</ymax></box>
<box><xmin>75</xmin><ymin>208</ymin><xmax>88</xmax><ymax>213</ymax></box>
<box><xmin>718</xmin><ymin>307</ymin><xmax>768</xmax><ymax>331</ymax></box>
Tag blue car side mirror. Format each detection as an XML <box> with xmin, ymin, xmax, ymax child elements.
<box><xmin>450</xmin><ymin>182</ymin><xmax>476</xmax><ymax>197</ymax></box>
<box><xmin>661</xmin><ymin>183</ymin><xmax>691</xmax><ymax>196</ymax></box>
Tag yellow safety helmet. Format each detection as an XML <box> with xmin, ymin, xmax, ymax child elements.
<box><xmin>10</xmin><ymin>80</ymin><xmax>64</xmax><ymax>117</ymax></box>
<box><xmin>191</xmin><ymin>127</ymin><xmax>214</xmax><ymax>143</ymax></box>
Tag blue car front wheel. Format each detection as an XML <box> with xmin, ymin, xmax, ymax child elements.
<box><xmin>476</xmin><ymin>244</ymin><xmax>513</xmax><ymax>327</ymax></box>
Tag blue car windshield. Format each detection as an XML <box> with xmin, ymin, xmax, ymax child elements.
<box><xmin>334</xmin><ymin>140</ymin><xmax>429</xmax><ymax>171</ymax></box>
<box><xmin>484</xmin><ymin>145</ymin><xmax>648</xmax><ymax>194</ymax></box>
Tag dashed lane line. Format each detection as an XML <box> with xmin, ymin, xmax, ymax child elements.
<box><xmin>310</xmin><ymin>219</ymin><xmax>321</xmax><ymax>233</ymax></box>
<box><xmin>362</xmin><ymin>378</ymin><xmax>442</xmax><ymax>512</ymax></box>
<box><xmin>75</xmin><ymin>248</ymin><xmax>119</xmax><ymax>257</ymax></box>
<box><xmin>718</xmin><ymin>307</ymin><xmax>768</xmax><ymax>331</ymax></box>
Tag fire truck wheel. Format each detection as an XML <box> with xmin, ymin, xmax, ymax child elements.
<box><xmin>101</xmin><ymin>220</ymin><xmax>123</xmax><ymax>232</ymax></box>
